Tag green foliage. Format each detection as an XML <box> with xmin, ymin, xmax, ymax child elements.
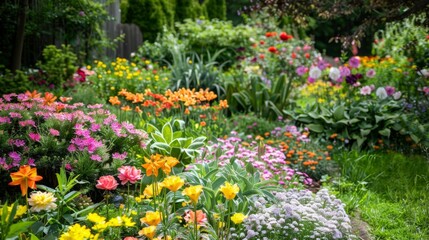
<box><xmin>126</xmin><ymin>0</ymin><xmax>167</xmax><ymax>42</ymax></box>
<box><xmin>229</xmin><ymin>74</ymin><xmax>292</xmax><ymax>120</ymax></box>
<box><xmin>373</xmin><ymin>13</ymin><xmax>429</xmax><ymax>70</ymax></box>
<box><xmin>174</xmin><ymin>0</ymin><xmax>207</xmax><ymax>23</ymax></box>
<box><xmin>225</xmin><ymin>113</ymin><xmax>278</xmax><ymax>136</ymax></box>
<box><xmin>285</xmin><ymin>98</ymin><xmax>429</xmax><ymax>151</ymax></box>
<box><xmin>175</xmin><ymin>18</ymin><xmax>256</xmax><ymax>65</ymax></box>
<box><xmin>160</xmin><ymin>0</ymin><xmax>176</xmax><ymax>29</ymax></box>
<box><xmin>204</xmin><ymin>0</ymin><xmax>226</xmax><ymax>20</ymax></box>
<box><xmin>36</xmin><ymin>45</ymin><xmax>78</xmax><ymax>90</ymax></box>
<box><xmin>141</xmin><ymin>119</ymin><xmax>207</xmax><ymax>166</ymax></box>
<box><xmin>0</xmin><ymin>69</ymin><xmax>33</xmax><ymax>95</ymax></box>
<box><xmin>0</xmin><ymin>201</ymin><xmax>35</xmax><ymax>240</ymax></box>
<box><xmin>166</xmin><ymin>47</ymin><xmax>225</xmax><ymax>95</ymax></box>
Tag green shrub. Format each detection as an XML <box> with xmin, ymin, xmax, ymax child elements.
<box><xmin>36</xmin><ymin>44</ymin><xmax>77</xmax><ymax>90</ymax></box>
<box><xmin>0</xmin><ymin>70</ymin><xmax>33</xmax><ymax>95</ymax></box>
<box><xmin>204</xmin><ymin>0</ymin><xmax>226</xmax><ymax>20</ymax></box>
<box><xmin>126</xmin><ymin>0</ymin><xmax>167</xmax><ymax>42</ymax></box>
<box><xmin>174</xmin><ymin>0</ymin><xmax>207</xmax><ymax>23</ymax></box>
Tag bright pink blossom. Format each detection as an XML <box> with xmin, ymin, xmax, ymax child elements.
<box><xmin>118</xmin><ymin>166</ymin><xmax>142</xmax><ymax>185</ymax></box>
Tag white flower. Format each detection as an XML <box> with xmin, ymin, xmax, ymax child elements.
<box><xmin>376</xmin><ymin>87</ymin><xmax>388</xmax><ymax>99</ymax></box>
<box><xmin>393</xmin><ymin>91</ymin><xmax>402</xmax><ymax>100</ymax></box>
<box><xmin>417</xmin><ymin>69</ymin><xmax>429</xmax><ymax>78</ymax></box>
<box><xmin>309</xmin><ymin>66</ymin><xmax>322</xmax><ymax>79</ymax></box>
<box><xmin>28</xmin><ymin>191</ymin><xmax>57</xmax><ymax>212</ymax></box>
<box><xmin>329</xmin><ymin>67</ymin><xmax>341</xmax><ymax>81</ymax></box>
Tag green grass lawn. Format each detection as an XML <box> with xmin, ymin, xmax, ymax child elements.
<box><xmin>331</xmin><ymin>151</ymin><xmax>429</xmax><ymax>239</ymax></box>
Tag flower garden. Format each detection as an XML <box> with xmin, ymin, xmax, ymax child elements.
<box><xmin>1</xmin><ymin>2</ymin><xmax>429</xmax><ymax>240</ymax></box>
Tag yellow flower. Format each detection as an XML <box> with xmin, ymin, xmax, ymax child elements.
<box><xmin>161</xmin><ymin>176</ymin><xmax>184</xmax><ymax>192</ymax></box>
<box><xmin>92</xmin><ymin>222</ymin><xmax>108</xmax><ymax>232</ymax></box>
<box><xmin>87</xmin><ymin>213</ymin><xmax>106</xmax><ymax>223</ymax></box>
<box><xmin>59</xmin><ymin>223</ymin><xmax>93</xmax><ymax>240</ymax></box>
<box><xmin>141</xmin><ymin>211</ymin><xmax>162</xmax><ymax>226</ymax></box>
<box><xmin>107</xmin><ymin>216</ymin><xmax>122</xmax><ymax>227</ymax></box>
<box><xmin>27</xmin><ymin>191</ymin><xmax>57</xmax><ymax>212</ymax></box>
<box><xmin>182</xmin><ymin>185</ymin><xmax>203</xmax><ymax>204</ymax></box>
<box><xmin>231</xmin><ymin>213</ymin><xmax>247</xmax><ymax>224</ymax></box>
<box><xmin>121</xmin><ymin>215</ymin><xmax>136</xmax><ymax>227</ymax></box>
<box><xmin>143</xmin><ymin>183</ymin><xmax>163</xmax><ymax>198</ymax></box>
<box><xmin>219</xmin><ymin>182</ymin><xmax>239</xmax><ymax>200</ymax></box>
<box><xmin>139</xmin><ymin>225</ymin><xmax>157</xmax><ymax>239</ymax></box>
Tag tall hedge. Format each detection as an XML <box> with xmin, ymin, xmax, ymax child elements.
<box><xmin>126</xmin><ymin>0</ymin><xmax>167</xmax><ymax>42</ymax></box>
<box><xmin>204</xmin><ymin>0</ymin><xmax>226</xmax><ymax>20</ymax></box>
<box><xmin>175</xmin><ymin>0</ymin><xmax>207</xmax><ymax>23</ymax></box>
<box><xmin>160</xmin><ymin>0</ymin><xmax>176</xmax><ymax>29</ymax></box>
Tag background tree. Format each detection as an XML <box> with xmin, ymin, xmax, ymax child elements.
<box><xmin>243</xmin><ymin>0</ymin><xmax>429</xmax><ymax>55</ymax></box>
<box><xmin>204</xmin><ymin>0</ymin><xmax>226</xmax><ymax>20</ymax></box>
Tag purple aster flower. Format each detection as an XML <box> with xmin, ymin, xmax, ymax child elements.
<box><xmin>385</xmin><ymin>86</ymin><xmax>395</xmax><ymax>96</ymax></box>
<box><xmin>339</xmin><ymin>66</ymin><xmax>351</xmax><ymax>77</ymax></box>
<box><xmin>296</xmin><ymin>66</ymin><xmax>308</xmax><ymax>76</ymax></box>
<box><xmin>9</xmin><ymin>151</ymin><xmax>21</xmax><ymax>162</ymax></box>
<box><xmin>90</xmin><ymin>154</ymin><xmax>102</xmax><ymax>162</ymax></box>
<box><xmin>366</xmin><ymin>69</ymin><xmax>376</xmax><ymax>78</ymax></box>
<box><xmin>13</xmin><ymin>139</ymin><xmax>26</xmax><ymax>147</ymax></box>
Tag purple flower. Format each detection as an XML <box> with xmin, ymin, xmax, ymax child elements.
<box><xmin>366</xmin><ymin>69</ymin><xmax>376</xmax><ymax>78</ymax></box>
<box><xmin>339</xmin><ymin>66</ymin><xmax>351</xmax><ymax>77</ymax></box>
<box><xmin>112</xmin><ymin>152</ymin><xmax>128</xmax><ymax>160</ymax></box>
<box><xmin>90</xmin><ymin>123</ymin><xmax>101</xmax><ymax>132</ymax></box>
<box><xmin>307</xmin><ymin>77</ymin><xmax>315</xmax><ymax>84</ymax></box>
<box><xmin>67</xmin><ymin>144</ymin><xmax>77</xmax><ymax>152</ymax></box>
<box><xmin>9</xmin><ymin>112</ymin><xmax>23</xmax><ymax>119</ymax></box>
<box><xmin>9</xmin><ymin>152</ymin><xmax>21</xmax><ymax>162</ymax></box>
<box><xmin>348</xmin><ymin>56</ymin><xmax>360</xmax><ymax>68</ymax></box>
<box><xmin>0</xmin><ymin>116</ymin><xmax>11</xmax><ymax>124</ymax></box>
<box><xmin>13</xmin><ymin>139</ymin><xmax>26</xmax><ymax>147</ymax></box>
<box><xmin>19</xmin><ymin>120</ymin><xmax>36</xmax><ymax>127</ymax></box>
<box><xmin>296</xmin><ymin>66</ymin><xmax>308</xmax><ymax>76</ymax></box>
<box><xmin>385</xmin><ymin>86</ymin><xmax>395</xmax><ymax>96</ymax></box>
<box><xmin>28</xmin><ymin>158</ymin><xmax>36</xmax><ymax>166</ymax></box>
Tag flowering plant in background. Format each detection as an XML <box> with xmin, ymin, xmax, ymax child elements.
<box><xmin>0</xmin><ymin>91</ymin><xmax>148</xmax><ymax>192</ymax></box>
<box><xmin>87</xmin><ymin>58</ymin><xmax>170</xmax><ymax>100</ymax></box>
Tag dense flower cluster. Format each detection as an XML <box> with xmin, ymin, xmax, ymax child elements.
<box><xmin>233</xmin><ymin>189</ymin><xmax>354</xmax><ymax>240</ymax></box>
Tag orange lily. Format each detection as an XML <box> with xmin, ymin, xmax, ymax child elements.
<box><xmin>9</xmin><ymin>165</ymin><xmax>43</xmax><ymax>196</ymax></box>
<box><xmin>43</xmin><ymin>92</ymin><xmax>57</xmax><ymax>106</ymax></box>
<box><xmin>142</xmin><ymin>154</ymin><xmax>166</xmax><ymax>177</ymax></box>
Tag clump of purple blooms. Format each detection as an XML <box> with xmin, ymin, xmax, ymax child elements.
<box><xmin>231</xmin><ymin>189</ymin><xmax>355</xmax><ymax>240</ymax></box>
<box><xmin>196</xmin><ymin>131</ymin><xmax>313</xmax><ymax>187</ymax></box>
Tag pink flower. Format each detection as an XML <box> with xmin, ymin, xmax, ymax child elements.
<box><xmin>90</xmin><ymin>154</ymin><xmax>102</xmax><ymax>162</ymax></box>
<box><xmin>49</xmin><ymin>128</ymin><xmax>60</xmax><ymax>136</ymax></box>
<box><xmin>65</xmin><ymin>163</ymin><xmax>73</xmax><ymax>171</ymax></box>
<box><xmin>348</xmin><ymin>56</ymin><xmax>360</xmax><ymax>68</ymax></box>
<box><xmin>360</xmin><ymin>86</ymin><xmax>372</xmax><ymax>95</ymax></box>
<box><xmin>123</xmin><ymin>237</ymin><xmax>138</xmax><ymax>240</ymax></box>
<box><xmin>296</xmin><ymin>66</ymin><xmax>308</xmax><ymax>76</ymax></box>
<box><xmin>307</xmin><ymin>77</ymin><xmax>315</xmax><ymax>84</ymax></box>
<box><xmin>112</xmin><ymin>152</ymin><xmax>127</xmax><ymax>160</ymax></box>
<box><xmin>423</xmin><ymin>86</ymin><xmax>429</xmax><ymax>95</ymax></box>
<box><xmin>184</xmin><ymin>210</ymin><xmax>207</xmax><ymax>226</ymax></box>
<box><xmin>118</xmin><ymin>166</ymin><xmax>142</xmax><ymax>185</ymax></box>
<box><xmin>96</xmin><ymin>175</ymin><xmax>119</xmax><ymax>190</ymax></box>
<box><xmin>29</xmin><ymin>132</ymin><xmax>41</xmax><ymax>142</ymax></box>
<box><xmin>366</xmin><ymin>69</ymin><xmax>376</xmax><ymax>78</ymax></box>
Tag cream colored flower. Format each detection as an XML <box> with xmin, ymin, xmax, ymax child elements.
<box><xmin>28</xmin><ymin>191</ymin><xmax>57</xmax><ymax>212</ymax></box>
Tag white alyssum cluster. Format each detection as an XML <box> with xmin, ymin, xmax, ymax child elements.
<box><xmin>231</xmin><ymin>188</ymin><xmax>356</xmax><ymax>240</ymax></box>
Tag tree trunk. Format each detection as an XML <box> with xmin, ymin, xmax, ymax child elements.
<box><xmin>10</xmin><ymin>0</ymin><xmax>28</xmax><ymax>72</ymax></box>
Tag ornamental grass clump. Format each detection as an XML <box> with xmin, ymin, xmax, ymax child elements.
<box><xmin>232</xmin><ymin>189</ymin><xmax>355</xmax><ymax>240</ymax></box>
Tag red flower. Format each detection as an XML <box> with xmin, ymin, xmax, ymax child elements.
<box><xmin>279</xmin><ymin>32</ymin><xmax>293</xmax><ymax>41</ymax></box>
<box><xmin>426</xmin><ymin>35</ymin><xmax>429</xmax><ymax>40</ymax></box>
<box><xmin>265</xmin><ymin>32</ymin><xmax>277</xmax><ymax>38</ymax></box>
<box><xmin>259</xmin><ymin>40</ymin><xmax>265</xmax><ymax>45</ymax></box>
<box><xmin>268</xmin><ymin>46</ymin><xmax>277</xmax><ymax>53</ymax></box>
<box><xmin>305</xmin><ymin>53</ymin><xmax>310</xmax><ymax>59</ymax></box>
<box><xmin>291</xmin><ymin>52</ymin><xmax>297</xmax><ymax>59</ymax></box>
<box><xmin>259</xmin><ymin>54</ymin><xmax>265</xmax><ymax>59</ymax></box>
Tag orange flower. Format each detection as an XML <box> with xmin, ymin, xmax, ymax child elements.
<box><xmin>121</xmin><ymin>105</ymin><xmax>132</xmax><ymax>111</ymax></box>
<box><xmin>25</xmin><ymin>90</ymin><xmax>41</xmax><ymax>99</ymax></box>
<box><xmin>9</xmin><ymin>165</ymin><xmax>43</xmax><ymax>196</ymax></box>
<box><xmin>161</xmin><ymin>156</ymin><xmax>179</xmax><ymax>175</ymax></box>
<box><xmin>142</xmin><ymin>154</ymin><xmax>166</xmax><ymax>177</ymax></box>
<box><xmin>43</xmin><ymin>92</ymin><xmax>57</xmax><ymax>105</ymax></box>
<box><xmin>200</xmin><ymin>121</ymin><xmax>206</xmax><ymax>127</ymax></box>
<box><xmin>327</xmin><ymin>145</ymin><xmax>334</xmax><ymax>151</ymax></box>
<box><xmin>219</xmin><ymin>100</ymin><xmax>228</xmax><ymax>109</ymax></box>
<box><xmin>109</xmin><ymin>96</ymin><xmax>121</xmax><ymax>106</ymax></box>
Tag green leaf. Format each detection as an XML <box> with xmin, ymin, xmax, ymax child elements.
<box><xmin>146</xmin><ymin>123</ymin><xmax>159</xmax><ymax>133</ymax></box>
<box><xmin>162</xmin><ymin>123</ymin><xmax>173</xmax><ymax>143</ymax></box>
<box><xmin>333</xmin><ymin>105</ymin><xmax>345</xmax><ymax>120</ymax></box>
<box><xmin>360</xmin><ymin>129</ymin><xmax>371</xmax><ymax>136</ymax></box>
<box><xmin>306</xmin><ymin>124</ymin><xmax>324</xmax><ymax>133</ymax></box>
<box><xmin>151</xmin><ymin>133</ymin><xmax>166</xmax><ymax>143</ymax></box>
<box><xmin>6</xmin><ymin>221</ymin><xmax>35</xmax><ymax>238</ymax></box>
<box><xmin>378</xmin><ymin>128</ymin><xmax>391</xmax><ymax>137</ymax></box>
